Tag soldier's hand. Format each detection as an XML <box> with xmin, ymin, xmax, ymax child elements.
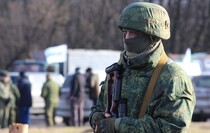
<box><xmin>95</xmin><ymin>118</ymin><xmax>116</xmax><ymax>133</ymax></box>
<box><xmin>70</xmin><ymin>96</ymin><xmax>75</xmax><ymax>101</ymax></box>
<box><xmin>90</xmin><ymin>112</ymin><xmax>104</xmax><ymax>130</ymax></box>
<box><xmin>5</xmin><ymin>97</ymin><xmax>11</xmax><ymax>105</ymax></box>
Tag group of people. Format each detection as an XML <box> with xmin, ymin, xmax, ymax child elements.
<box><xmin>0</xmin><ymin>66</ymin><xmax>100</xmax><ymax>128</ymax></box>
<box><xmin>0</xmin><ymin>70</ymin><xmax>32</xmax><ymax>129</ymax></box>
<box><xmin>41</xmin><ymin>67</ymin><xmax>100</xmax><ymax>127</ymax></box>
<box><xmin>69</xmin><ymin>67</ymin><xmax>99</xmax><ymax>127</ymax></box>
<box><xmin>0</xmin><ymin>2</ymin><xmax>197</xmax><ymax>132</ymax></box>
<box><xmin>0</xmin><ymin>69</ymin><xmax>61</xmax><ymax>128</ymax></box>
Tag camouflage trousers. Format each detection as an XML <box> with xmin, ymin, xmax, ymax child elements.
<box><xmin>9</xmin><ymin>108</ymin><xmax>17</xmax><ymax>125</ymax></box>
<box><xmin>0</xmin><ymin>107</ymin><xmax>10</xmax><ymax>128</ymax></box>
<box><xmin>44</xmin><ymin>103</ymin><xmax>57</xmax><ymax>127</ymax></box>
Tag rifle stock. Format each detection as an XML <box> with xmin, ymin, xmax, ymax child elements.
<box><xmin>104</xmin><ymin>73</ymin><xmax>114</xmax><ymax>117</ymax></box>
<box><xmin>104</xmin><ymin>63</ymin><xmax>126</xmax><ymax>118</ymax></box>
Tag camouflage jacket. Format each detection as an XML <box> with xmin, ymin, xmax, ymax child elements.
<box><xmin>90</xmin><ymin>44</ymin><xmax>196</xmax><ymax>133</ymax></box>
<box><xmin>0</xmin><ymin>81</ymin><xmax>20</xmax><ymax>109</ymax></box>
<box><xmin>41</xmin><ymin>79</ymin><xmax>60</xmax><ymax>107</ymax></box>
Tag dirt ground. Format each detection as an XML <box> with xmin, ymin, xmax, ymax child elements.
<box><xmin>188</xmin><ymin>122</ymin><xmax>210</xmax><ymax>133</ymax></box>
<box><xmin>0</xmin><ymin>122</ymin><xmax>210</xmax><ymax>133</ymax></box>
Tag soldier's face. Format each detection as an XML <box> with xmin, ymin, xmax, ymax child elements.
<box><xmin>122</xmin><ymin>29</ymin><xmax>151</xmax><ymax>54</ymax></box>
<box><xmin>2</xmin><ymin>75</ymin><xmax>10</xmax><ymax>83</ymax></box>
<box><xmin>122</xmin><ymin>29</ymin><xmax>143</xmax><ymax>39</ymax></box>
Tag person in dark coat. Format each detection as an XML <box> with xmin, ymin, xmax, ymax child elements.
<box><xmin>70</xmin><ymin>67</ymin><xmax>86</xmax><ymax>126</ymax></box>
<box><xmin>17</xmin><ymin>71</ymin><xmax>32</xmax><ymax>124</ymax></box>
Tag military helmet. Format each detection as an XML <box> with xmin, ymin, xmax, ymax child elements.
<box><xmin>0</xmin><ymin>70</ymin><xmax>9</xmax><ymax>77</ymax></box>
<box><xmin>117</xmin><ymin>2</ymin><xmax>170</xmax><ymax>40</ymax></box>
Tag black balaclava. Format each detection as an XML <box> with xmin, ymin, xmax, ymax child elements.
<box><xmin>123</xmin><ymin>34</ymin><xmax>151</xmax><ymax>54</ymax></box>
<box><xmin>118</xmin><ymin>34</ymin><xmax>162</xmax><ymax>68</ymax></box>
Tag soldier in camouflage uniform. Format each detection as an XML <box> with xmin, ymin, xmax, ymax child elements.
<box><xmin>8</xmin><ymin>81</ymin><xmax>20</xmax><ymax>125</ymax></box>
<box><xmin>41</xmin><ymin>73</ymin><xmax>60</xmax><ymax>127</ymax></box>
<box><xmin>0</xmin><ymin>70</ymin><xmax>20</xmax><ymax>128</ymax></box>
<box><xmin>89</xmin><ymin>2</ymin><xmax>196</xmax><ymax>133</ymax></box>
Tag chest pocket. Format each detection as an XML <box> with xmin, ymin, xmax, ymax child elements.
<box><xmin>121</xmin><ymin>69</ymin><xmax>151</xmax><ymax>117</ymax></box>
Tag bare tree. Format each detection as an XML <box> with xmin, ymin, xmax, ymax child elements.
<box><xmin>0</xmin><ymin>0</ymin><xmax>210</xmax><ymax>68</ymax></box>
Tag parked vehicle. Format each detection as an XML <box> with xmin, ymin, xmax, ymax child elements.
<box><xmin>192</xmin><ymin>73</ymin><xmax>210</xmax><ymax>121</ymax></box>
<box><xmin>9</xmin><ymin>60</ymin><xmax>47</xmax><ymax>72</ymax></box>
<box><xmin>56</xmin><ymin>75</ymin><xmax>93</xmax><ymax>125</ymax></box>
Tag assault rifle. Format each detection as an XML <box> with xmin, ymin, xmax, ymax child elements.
<box><xmin>104</xmin><ymin>63</ymin><xmax>127</xmax><ymax>118</ymax></box>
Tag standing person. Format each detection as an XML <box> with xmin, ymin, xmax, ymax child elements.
<box><xmin>9</xmin><ymin>80</ymin><xmax>20</xmax><ymax>125</ymax></box>
<box><xmin>70</xmin><ymin>67</ymin><xmax>86</xmax><ymax>126</ymax></box>
<box><xmin>85</xmin><ymin>67</ymin><xmax>99</xmax><ymax>105</ymax></box>
<box><xmin>17</xmin><ymin>71</ymin><xmax>32</xmax><ymax>124</ymax></box>
<box><xmin>89</xmin><ymin>2</ymin><xmax>196</xmax><ymax>133</ymax></box>
<box><xmin>41</xmin><ymin>73</ymin><xmax>60</xmax><ymax>127</ymax></box>
<box><xmin>0</xmin><ymin>70</ymin><xmax>20</xmax><ymax>128</ymax></box>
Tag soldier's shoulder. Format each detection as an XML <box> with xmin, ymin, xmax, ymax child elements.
<box><xmin>162</xmin><ymin>61</ymin><xmax>189</xmax><ymax>78</ymax></box>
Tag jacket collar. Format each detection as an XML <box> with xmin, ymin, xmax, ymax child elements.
<box><xmin>121</xmin><ymin>40</ymin><xmax>164</xmax><ymax>70</ymax></box>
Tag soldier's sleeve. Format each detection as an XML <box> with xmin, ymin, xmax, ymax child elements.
<box><xmin>114</xmin><ymin>76</ymin><xmax>196</xmax><ymax>133</ymax></box>
<box><xmin>11</xmin><ymin>83</ymin><xmax>20</xmax><ymax>101</ymax></box>
<box><xmin>41</xmin><ymin>82</ymin><xmax>47</xmax><ymax>98</ymax></box>
<box><xmin>0</xmin><ymin>85</ymin><xmax>8</xmax><ymax>100</ymax></box>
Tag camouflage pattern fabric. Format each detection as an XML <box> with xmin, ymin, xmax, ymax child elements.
<box><xmin>90</xmin><ymin>43</ymin><xmax>195</xmax><ymax>133</ymax></box>
<box><xmin>117</xmin><ymin>2</ymin><xmax>170</xmax><ymax>40</ymax></box>
<box><xmin>41</xmin><ymin>79</ymin><xmax>60</xmax><ymax>107</ymax></box>
<box><xmin>41</xmin><ymin>78</ymin><xmax>60</xmax><ymax>126</ymax></box>
<box><xmin>0</xmin><ymin>81</ymin><xmax>11</xmax><ymax>128</ymax></box>
<box><xmin>9</xmin><ymin>83</ymin><xmax>20</xmax><ymax>125</ymax></box>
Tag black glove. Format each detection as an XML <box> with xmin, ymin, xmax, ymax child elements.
<box><xmin>4</xmin><ymin>98</ymin><xmax>11</xmax><ymax>105</ymax></box>
<box><xmin>95</xmin><ymin>118</ymin><xmax>116</xmax><ymax>133</ymax></box>
<box><xmin>90</xmin><ymin>112</ymin><xmax>104</xmax><ymax>130</ymax></box>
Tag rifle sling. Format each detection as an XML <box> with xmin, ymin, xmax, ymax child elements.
<box><xmin>139</xmin><ymin>51</ymin><xmax>168</xmax><ymax>118</ymax></box>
